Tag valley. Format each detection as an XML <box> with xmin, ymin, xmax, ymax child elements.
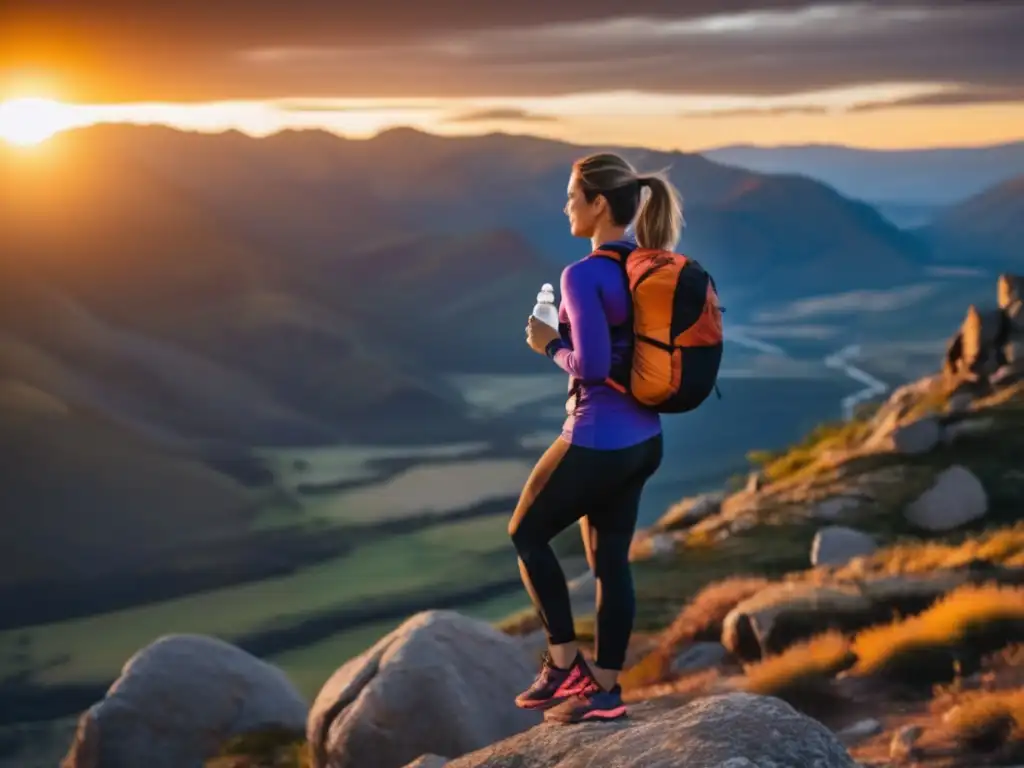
<box><xmin>1</xmin><ymin>124</ymin><xmax>1022</xmax><ymax>746</ymax></box>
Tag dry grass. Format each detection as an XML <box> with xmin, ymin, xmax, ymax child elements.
<box><xmin>740</xmin><ymin>631</ymin><xmax>855</xmax><ymax>709</ymax></box>
<box><xmin>659</xmin><ymin>576</ymin><xmax>771</xmax><ymax>652</ymax></box>
<box><xmin>495</xmin><ymin>606</ymin><xmax>541</xmax><ymax>636</ymax></box>
<box><xmin>942</xmin><ymin>688</ymin><xmax>1024</xmax><ymax>757</ymax></box>
<box><xmin>830</xmin><ymin>523</ymin><xmax>1024</xmax><ymax>580</ymax></box>
<box><xmin>851</xmin><ymin>584</ymin><xmax>1024</xmax><ymax>686</ymax></box>
<box><xmin>746</xmin><ymin>416</ymin><xmax>872</xmax><ymax>484</ymax></box>
<box><xmin>619</xmin><ymin>576</ymin><xmax>768</xmax><ymax>690</ymax></box>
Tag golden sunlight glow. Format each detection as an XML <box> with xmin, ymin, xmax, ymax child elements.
<box><xmin>0</xmin><ymin>97</ymin><xmax>77</xmax><ymax>146</ymax></box>
<box><xmin>0</xmin><ymin>90</ymin><xmax>1021</xmax><ymax>152</ymax></box>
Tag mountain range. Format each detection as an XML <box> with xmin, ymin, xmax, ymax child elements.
<box><xmin>1</xmin><ymin>124</ymin><xmax>1022</xmax><ymax>624</ymax></box>
<box><xmin>703</xmin><ymin>141</ymin><xmax>1024</xmax><ymax>227</ymax></box>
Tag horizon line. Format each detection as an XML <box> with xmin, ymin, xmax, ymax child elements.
<box><xmin>13</xmin><ymin>119</ymin><xmax>1024</xmax><ymax>157</ymax></box>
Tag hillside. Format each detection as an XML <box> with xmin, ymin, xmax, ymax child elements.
<box><xmin>16</xmin><ymin>287</ymin><xmax>1023</xmax><ymax>768</ymax></box>
<box><xmin>704</xmin><ymin>141</ymin><xmax>1024</xmax><ymax>212</ymax></box>
<box><xmin>921</xmin><ymin>174</ymin><xmax>1024</xmax><ymax>269</ymax></box>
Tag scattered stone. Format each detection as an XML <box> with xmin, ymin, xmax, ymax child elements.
<box><xmin>891</xmin><ymin>416</ymin><xmax>941</xmax><ymax>455</ymax></box>
<box><xmin>629</xmin><ymin>531</ymin><xmax>684</xmax><ymax>561</ymax></box>
<box><xmin>813</xmin><ymin>496</ymin><xmax>865</xmax><ymax>522</ymax></box>
<box><xmin>837</xmin><ymin>718</ymin><xmax>883</xmax><ymax>744</ymax></box>
<box><xmin>811</xmin><ymin>526</ymin><xmax>878</xmax><ymax>567</ymax></box>
<box><xmin>670</xmin><ymin>642</ymin><xmax>730</xmax><ymax>675</ymax></box>
<box><xmin>654</xmin><ymin>492</ymin><xmax>724</xmax><ymax>532</ymax></box>
<box><xmin>947</xmin><ymin>389</ymin><xmax>974</xmax><ymax>414</ymax></box>
<box><xmin>649</xmin><ymin>532</ymin><xmax>678</xmax><ymax>557</ymax></box>
<box><xmin>904</xmin><ymin>464</ymin><xmax>988</xmax><ymax>532</ymax></box>
<box><xmin>61</xmin><ymin>634</ymin><xmax>308</xmax><ymax>768</ymax></box>
<box><xmin>942</xmin><ymin>416</ymin><xmax>996</xmax><ymax>445</ymax></box>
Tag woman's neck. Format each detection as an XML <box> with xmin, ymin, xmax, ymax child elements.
<box><xmin>591</xmin><ymin>224</ymin><xmax>628</xmax><ymax>252</ymax></box>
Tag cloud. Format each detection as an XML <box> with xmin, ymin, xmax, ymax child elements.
<box><xmin>848</xmin><ymin>86</ymin><xmax>1024</xmax><ymax>112</ymax></box>
<box><xmin>4</xmin><ymin>1</ymin><xmax>1022</xmax><ymax>102</ymax></box>
<box><xmin>442</xmin><ymin>108</ymin><xmax>558</xmax><ymax>123</ymax></box>
<box><xmin>271</xmin><ymin>100</ymin><xmax>446</xmax><ymax>113</ymax></box>
<box><xmin>681</xmin><ymin>105</ymin><xmax>830</xmax><ymax>118</ymax></box>
<box><xmin>754</xmin><ymin>283</ymin><xmax>939</xmax><ymax>323</ymax></box>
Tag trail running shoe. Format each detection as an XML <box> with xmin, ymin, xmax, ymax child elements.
<box><xmin>514</xmin><ymin>651</ymin><xmax>595</xmax><ymax>710</ymax></box>
<box><xmin>543</xmin><ymin>684</ymin><xmax>628</xmax><ymax>724</ymax></box>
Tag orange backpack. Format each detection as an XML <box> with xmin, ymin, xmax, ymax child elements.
<box><xmin>590</xmin><ymin>243</ymin><xmax>724</xmax><ymax>414</ymax></box>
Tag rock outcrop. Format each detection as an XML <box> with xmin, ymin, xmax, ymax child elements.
<box><xmin>945</xmin><ymin>274</ymin><xmax>1024</xmax><ymax>385</ymax></box>
<box><xmin>402</xmin><ymin>692</ymin><xmax>857</xmax><ymax>768</ymax></box>
<box><xmin>307</xmin><ymin>610</ymin><xmax>541</xmax><ymax>768</ymax></box>
<box><xmin>61</xmin><ymin>634</ymin><xmax>308</xmax><ymax>768</ymax></box>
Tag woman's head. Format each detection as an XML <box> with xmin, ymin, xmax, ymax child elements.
<box><xmin>565</xmin><ymin>152</ymin><xmax>684</xmax><ymax>251</ymax></box>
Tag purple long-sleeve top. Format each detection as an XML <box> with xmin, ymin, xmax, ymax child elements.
<box><xmin>544</xmin><ymin>239</ymin><xmax>662</xmax><ymax>450</ymax></box>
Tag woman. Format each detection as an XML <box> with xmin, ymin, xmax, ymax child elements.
<box><xmin>511</xmin><ymin>151</ymin><xmax>684</xmax><ymax>723</ymax></box>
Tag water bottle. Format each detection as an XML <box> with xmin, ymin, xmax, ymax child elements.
<box><xmin>532</xmin><ymin>282</ymin><xmax>559</xmax><ymax>330</ymax></box>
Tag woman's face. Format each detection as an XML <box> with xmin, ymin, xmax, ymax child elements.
<box><xmin>564</xmin><ymin>172</ymin><xmax>604</xmax><ymax>238</ymax></box>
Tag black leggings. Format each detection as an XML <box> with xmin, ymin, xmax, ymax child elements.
<box><xmin>508</xmin><ymin>433</ymin><xmax>663</xmax><ymax>670</ymax></box>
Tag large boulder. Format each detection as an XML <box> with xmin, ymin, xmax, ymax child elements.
<box><xmin>61</xmin><ymin>634</ymin><xmax>307</xmax><ymax>768</ymax></box>
<box><xmin>904</xmin><ymin>464</ymin><xmax>988</xmax><ymax>532</ymax></box>
<box><xmin>307</xmin><ymin>610</ymin><xmax>541</xmax><ymax>768</ymax></box>
<box><xmin>414</xmin><ymin>692</ymin><xmax>857</xmax><ymax>768</ymax></box>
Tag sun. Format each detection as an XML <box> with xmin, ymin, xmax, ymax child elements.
<box><xmin>0</xmin><ymin>97</ymin><xmax>75</xmax><ymax>147</ymax></box>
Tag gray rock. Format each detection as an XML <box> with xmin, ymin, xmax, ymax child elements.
<box><xmin>308</xmin><ymin>610</ymin><xmax>541</xmax><ymax>768</ymax></box>
<box><xmin>442</xmin><ymin>692</ymin><xmax>857</xmax><ymax>767</ymax></box>
<box><xmin>813</xmin><ymin>496</ymin><xmax>865</xmax><ymax>523</ymax></box>
<box><xmin>61</xmin><ymin>634</ymin><xmax>307</xmax><ymax>768</ymax></box>
<box><xmin>891</xmin><ymin>416</ymin><xmax>941</xmax><ymax>455</ymax></box>
<box><xmin>837</xmin><ymin>718</ymin><xmax>883</xmax><ymax>744</ymax></box>
<box><xmin>403</xmin><ymin>756</ymin><xmax>450</xmax><ymax>768</ymax></box>
<box><xmin>655</xmin><ymin>493</ymin><xmax>724</xmax><ymax>532</ymax></box>
<box><xmin>942</xmin><ymin>416</ymin><xmax>996</xmax><ymax>445</ymax></box>
<box><xmin>811</xmin><ymin>526</ymin><xmax>878</xmax><ymax>567</ymax></box>
<box><xmin>670</xmin><ymin>642</ymin><xmax>730</xmax><ymax>675</ymax></box>
<box><xmin>904</xmin><ymin>464</ymin><xmax>988</xmax><ymax>532</ymax></box>
<box><xmin>722</xmin><ymin>583</ymin><xmax>870</xmax><ymax>660</ymax></box>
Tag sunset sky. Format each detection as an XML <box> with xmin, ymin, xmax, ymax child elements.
<box><xmin>2</xmin><ymin>0</ymin><xmax>1023</xmax><ymax>150</ymax></box>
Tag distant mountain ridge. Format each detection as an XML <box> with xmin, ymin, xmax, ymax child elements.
<box><xmin>0</xmin><ymin>123</ymin><xmax>961</xmax><ymax>456</ymax></box>
<box><xmin>702</xmin><ymin>141</ymin><xmax>1024</xmax><ymax>216</ymax></box>
<box><xmin>919</xmin><ymin>173</ymin><xmax>1024</xmax><ymax>268</ymax></box>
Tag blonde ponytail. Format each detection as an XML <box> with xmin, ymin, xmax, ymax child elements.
<box><xmin>634</xmin><ymin>171</ymin><xmax>684</xmax><ymax>251</ymax></box>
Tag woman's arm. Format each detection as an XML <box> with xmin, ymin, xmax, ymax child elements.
<box><xmin>545</xmin><ymin>263</ymin><xmax>611</xmax><ymax>382</ymax></box>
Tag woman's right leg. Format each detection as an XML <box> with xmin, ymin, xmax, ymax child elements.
<box><xmin>543</xmin><ymin>433</ymin><xmax>663</xmax><ymax>724</ymax></box>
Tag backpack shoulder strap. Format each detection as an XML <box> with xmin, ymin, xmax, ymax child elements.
<box><xmin>588</xmin><ymin>241</ymin><xmax>635</xmax><ymax>264</ymax></box>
